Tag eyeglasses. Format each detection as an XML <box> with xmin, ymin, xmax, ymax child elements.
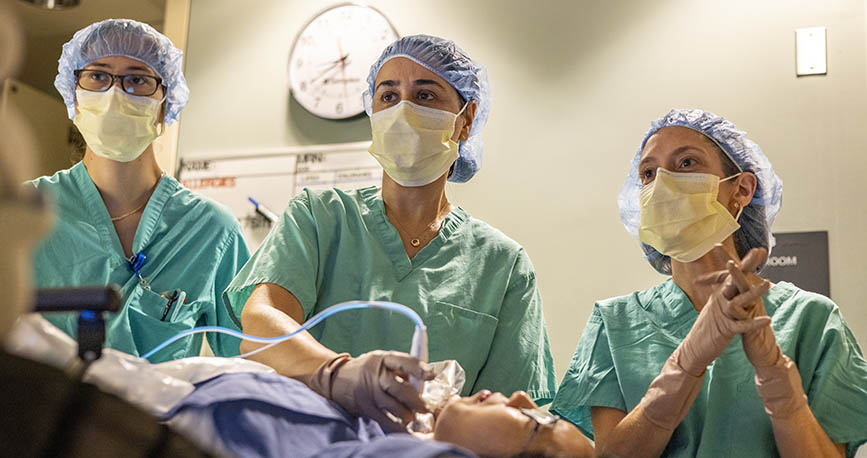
<box><xmin>74</xmin><ymin>69</ymin><xmax>164</xmax><ymax>97</ymax></box>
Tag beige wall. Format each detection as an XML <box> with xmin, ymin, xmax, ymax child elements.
<box><xmin>178</xmin><ymin>0</ymin><xmax>867</xmax><ymax>381</ymax></box>
<box><xmin>16</xmin><ymin>33</ymin><xmax>69</xmax><ymax>97</ymax></box>
<box><xmin>152</xmin><ymin>0</ymin><xmax>190</xmax><ymax>176</ymax></box>
<box><xmin>0</xmin><ymin>79</ymin><xmax>73</xmax><ymax>177</ymax></box>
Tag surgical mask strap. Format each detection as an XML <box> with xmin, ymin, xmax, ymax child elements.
<box><xmin>457</xmin><ymin>101</ymin><xmax>469</xmax><ymax>117</ymax></box>
<box><xmin>453</xmin><ymin>101</ymin><xmax>470</xmax><ymax>142</ymax></box>
<box><xmin>719</xmin><ymin>172</ymin><xmax>742</xmax><ymax>183</ymax></box>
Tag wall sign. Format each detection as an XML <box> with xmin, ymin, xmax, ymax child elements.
<box><xmin>762</xmin><ymin>231</ymin><xmax>830</xmax><ymax>298</ymax></box>
<box><xmin>177</xmin><ymin>141</ymin><xmax>381</xmax><ymax>250</ymax></box>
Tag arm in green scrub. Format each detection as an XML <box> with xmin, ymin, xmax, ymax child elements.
<box><xmin>801</xmin><ymin>305</ymin><xmax>867</xmax><ymax>458</ymax></box>
<box><xmin>234</xmin><ymin>195</ymin><xmax>339</xmax><ymax>378</ymax></box>
<box><xmin>229</xmin><ymin>193</ymin><xmax>430</xmax><ymax>430</ymax></box>
<box><xmin>241</xmin><ymin>283</ymin><xmax>341</xmax><ymax>378</ymax></box>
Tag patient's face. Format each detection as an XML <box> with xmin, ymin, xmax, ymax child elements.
<box><xmin>433</xmin><ymin>390</ymin><xmax>541</xmax><ymax>457</ymax></box>
<box><xmin>433</xmin><ymin>391</ymin><xmax>589</xmax><ymax>457</ymax></box>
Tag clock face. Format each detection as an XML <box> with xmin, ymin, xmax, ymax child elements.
<box><xmin>288</xmin><ymin>4</ymin><xmax>399</xmax><ymax>120</ymax></box>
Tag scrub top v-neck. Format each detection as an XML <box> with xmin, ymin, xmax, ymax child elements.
<box><xmin>30</xmin><ymin>162</ymin><xmax>250</xmax><ymax>362</ymax></box>
<box><xmin>226</xmin><ymin>186</ymin><xmax>556</xmax><ymax>401</ymax></box>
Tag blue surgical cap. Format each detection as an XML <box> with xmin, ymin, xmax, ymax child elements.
<box><xmin>618</xmin><ymin>109</ymin><xmax>784</xmax><ymax>274</ymax></box>
<box><xmin>55</xmin><ymin>19</ymin><xmax>189</xmax><ymax>125</ymax></box>
<box><xmin>362</xmin><ymin>34</ymin><xmax>491</xmax><ymax>183</ymax></box>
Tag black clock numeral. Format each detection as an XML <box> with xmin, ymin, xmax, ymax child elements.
<box><xmin>314</xmin><ymin>97</ymin><xmax>321</xmax><ymax>108</ymax></box>
<box><xmin>335</xmin><ymin>102</ymin><xmax>344</xmax><ymax>114</ymax></box>
<box><xmin>300</xmin><ymin>81</ymin><xmax>307</xmax><ymax>92</ymax></box>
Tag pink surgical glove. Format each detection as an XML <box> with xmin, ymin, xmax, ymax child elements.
<box><xmin>308</xmin><ymin>350</ymin><xmax>434</xmax><ymax>432</ymax></box>
<box><xmin>640</xmin><ymin>247</ymin><xmax>771</xmax><ymax>430</ymax></box>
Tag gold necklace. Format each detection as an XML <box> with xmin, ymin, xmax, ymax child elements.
<box><xmin>109</xmin><ymin>174</ymin><xmax>164</xmax><ymax>222</ymax></box>
<box><xmin>395</xmin><ymin>200</ymin><xmax>450</xmax><ymax>248</ymax></box>
<box><xmin>110</xmin><ymin>199</ymin><xmax>148</xmax><ymax>222</ymax></box>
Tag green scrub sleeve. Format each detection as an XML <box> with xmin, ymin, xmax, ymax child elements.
<box><xmin>208</xmin><ymin>224</ymin><xmax>250</xmax><ymax>356</ymax></box>
<box><xmin>803</xmin><ymin>305</ymin><xmax>867</xmax><ymax>458</ymax></box>
<box><xmin>224</xmin><ymin>192</ymin><xmax>320</xmax><ymax>324</ymax></box>
<box><xmin>470</xmin><ymin>249</ymin><xmax>557</xmax><ymax>404</ymax></box>
<box><xmin>550</xmin><ymin>306</ymin><xmax>626</xmax><ymax>440</ymax></box>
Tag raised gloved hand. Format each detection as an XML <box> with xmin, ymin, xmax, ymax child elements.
<box><xmin>675</xmin><ymin>247</ymin><xmax>772</xmax><ymax>377</ymax></box>
<box><xmin>308</xmin><ymin>350</ymin><xmax>434</xmax><ymax>432</ymax></box>
<box><xmin>697</xmin><ymin>247</ymin><xmax>808</xmax><ymax>418</ymax></box>
<box><xmin>725</xmin><ymin>250</ymin><xmax>783</xmax><ymax>369</ymax></box>
<box><xmin>640</xmin><ymin>246</ymin><xmax>771</xmax><ymax>430</ymax></box>
<box><xmin>697</xmin><ymin>248</ymin><xmax>779</xmax><ymax>368</ymax></box>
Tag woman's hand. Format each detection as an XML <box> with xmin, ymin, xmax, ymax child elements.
<box><xmin>697</xmin><ymin>248</ymin><xmax>782</xmax><ymax>369</ymax></box>
<box><xmin>308</xmin><ymin>350</ymin><xmax>434</xmax><ymax>432</ymax></box>
<box><xmin>676</xmin><ymin>246</ymin><xmax>771</xmax><ymax>376</ymax></box>
<box><xmin>697</xmin><ymin>248</ymin><xmax>845</xmax><ymax>457</ymax></box>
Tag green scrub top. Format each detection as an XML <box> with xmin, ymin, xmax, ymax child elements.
<box><xmin>551</xmin><ymin>279</ymin><xmax>867</xmax><ymax>458</ymax></box>
<box><xmin>225</xmin><ymin>187</ymin><xmax>556</xmax><ymax>401</ymax></box>
<box><xmin>30</xmin><ymin>162</ymin><xmax>250</xmax><ymax>362</ymax></box>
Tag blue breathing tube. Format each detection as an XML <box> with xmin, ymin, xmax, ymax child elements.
<box><xmin>140</xmin><ymin>301</ymin><xmax>429</xmax><ymax>366</ymax></box>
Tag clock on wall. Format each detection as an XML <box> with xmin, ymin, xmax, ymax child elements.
<box><xmin>288</xmin><ymin>3</ymin><xmax>399</xmax><ymax>120</ymax></box>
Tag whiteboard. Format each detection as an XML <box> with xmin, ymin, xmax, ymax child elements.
<box><xmin>177</xmin><ymin>141</ymin><xmax>382</xmax><ymax>249</ymax></box>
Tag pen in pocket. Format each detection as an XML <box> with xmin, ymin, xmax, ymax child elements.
<box><xmin>160</xmin><ymin>289</ymin><xmax>185</xmax><ymax>321</ymax></box>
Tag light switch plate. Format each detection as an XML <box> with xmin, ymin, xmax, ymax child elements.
<box><xmin>796</xmin><ymin>27</ymin><xmax>827</xmax><ymax>76</ymax></box>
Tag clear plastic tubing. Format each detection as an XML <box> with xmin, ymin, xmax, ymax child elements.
<box><xmin>140</xmin><ymin>301</ymin><xmax>429</xmax><ymax>370</ymax></box>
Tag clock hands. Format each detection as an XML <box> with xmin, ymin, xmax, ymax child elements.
<box><xmin>337</xmin><ymin>39</ymin><xmax>348</xmax><ymax>98</ymax></box>
<box><xmin>310</xmin><ymin>56</ymin><xmax>352</xmax><ymax>86</ymax></box>
<box><xmin>310</xmin><ymin>42</ymin><xmax>351</xmax><ymax>86</ymax></box>
<box><xmin>316</xmin><ymin>53</ymin><xmax>350</xmax><ymax>67</ymax></box>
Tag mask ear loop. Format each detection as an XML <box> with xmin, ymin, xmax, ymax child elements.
<box><xmin>456</xmin><ymin>101</ymin><xmax>469</xmax><ymax>116</ymax></box>
<box><xmin>722</xmin><ymin>173</ymin><xmax>746</xmax><ymax>221</ymax></box>
<box><xmin>719</xmin><ymin>172</ymin><xmax>742</xmax><ymax>183</ymax></box>
<box><xmin>156</xmin><ymin>88</ymin><xmax>168</xmax><ymax>136</ymax></box>
<box><xmin>453</xmin><ymin>101</ymin><xmax>471</xmax><ymax>143</ymax></box>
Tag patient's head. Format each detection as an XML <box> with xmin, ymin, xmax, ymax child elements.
<box><xmin>433</xmin><ymin>391</ymin><xmax>585</xmax><ymax>458</ymax></box>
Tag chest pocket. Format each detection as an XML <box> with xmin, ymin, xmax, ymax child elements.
<box><xmin>127</xmin><ymin>286</ymin><xmax>199</xmax><ymax>361</ymax></box>
<box><xmin>424</xmin><ymin>301</ymin><xmax>498</xmax><ymax>395</ymax></box>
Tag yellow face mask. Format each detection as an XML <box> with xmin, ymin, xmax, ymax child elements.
<box><xmin>368</xmin><ymin>101</ymin><xmax>465</xmax><ymax>187</ymax></box>
<box><xmin>73</xmin><ymin>87</ymin><xmax>163</xmax><ymax>162</ymax></box>
<box><xmin>638</xmin><ymin>168</ymin><xmax>742</xmax><ymax>263</ymax></box>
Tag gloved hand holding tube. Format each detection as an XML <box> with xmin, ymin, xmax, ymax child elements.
<box><xmin>308</xmin><ymin>350</ymin><xmax>435</xmax><ymax>432</ymax></box>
